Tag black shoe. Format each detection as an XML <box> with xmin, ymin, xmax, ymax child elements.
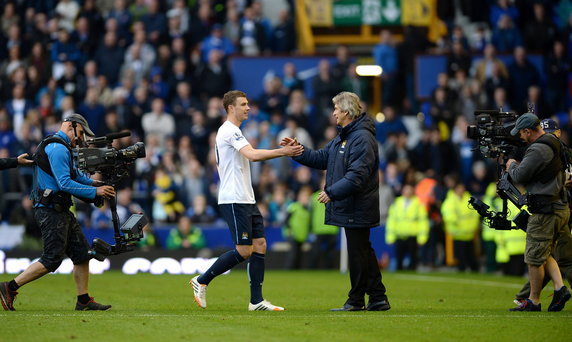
<box><xmin>366</xmin><ymin>300</ymin><xmax>391</xmax><ymax>311</ymax></box>
<box><xmin>0</xmin><ymin>282</ymin><xmax>17</xmax><ymax>311</ymax></box>
<box><xmin>548</xmin><ymin>286</ymin><xmax>571</xmax><ymax>312</ymax></box>
<box><xmin>75</xmin><ymin>297</ymin><xmax>112</xmax><ymax>311</ymax></box>
<box><xmin>330</xmin><ymin>303</ymin><xmax>365</xmax><ymax>311</ymax></box>
<box><xmin>509</xmin><ymin>299</ymin><xmax>541</xmax><ymax>312</ymax></box>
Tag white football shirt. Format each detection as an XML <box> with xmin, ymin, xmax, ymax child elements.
<box><xmin>215</xmin><ymin>120</ymin><xmax>256</xmax><ymax>204</ymax></box>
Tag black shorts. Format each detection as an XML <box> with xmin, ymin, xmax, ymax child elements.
<box><xmin>35</xmin><ymin>207</ymin><xmax>91</xmax><ymax>272</ymax></box>
<box><xmin>219</xmin><ymin>203</ymin><xmax>265</xmax><ymax>245</ymax></box>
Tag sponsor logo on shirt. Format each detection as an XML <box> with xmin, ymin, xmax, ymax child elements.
<box><xmin>233</xmin><ymin>132</ymin><xmax>244</xmax><ymax>141</ymax></box>
<box><xmin>242</xmin><ymin>232</ymin><xmax>249</xmax><ymax>240</ymax></box>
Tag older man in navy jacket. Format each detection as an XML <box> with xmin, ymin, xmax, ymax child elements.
<box><xmin>282</xmin><ymin>91</ymin><xmax>390</xmax><ymax>311</ymax></box>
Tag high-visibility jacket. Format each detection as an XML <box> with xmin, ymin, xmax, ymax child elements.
<box><xmin>442</xmin><ymin>190</ymin><xmax>480</xmax><ymax>241</ymax></box>
<box><xmin>284</xmin><ymin>202</ymin><xmax>311</xmax><ymax>243</ymax></box>
<box><xmin>311</xmin><ymin>191</ymin><xmax>339</xmax><ymax>235</ymax></box>
<box><xmin>386</xmin><ymin>196</ymin><xmax>429</xmax><ymax>245</ymax></box>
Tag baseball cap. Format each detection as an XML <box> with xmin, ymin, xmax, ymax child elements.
<box><xmin>64</xmin><ymin>113</ymin><xmax>95</xmax><ymax>137</ymax></box>
<box><xmin>510</xmin><ymin>113</ymin><xmax>540</xmax><ymax>136</ymax></box>
<box><xmin>540</xmin><ymin>118</ymin><xmax>560</xmax><ymax>133</ymax></box>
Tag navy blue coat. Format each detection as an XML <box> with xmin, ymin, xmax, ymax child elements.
<box><xmin>294</xmin><ymin>114</ymin><xmax>380</xmax><ymax>228</ymax></box>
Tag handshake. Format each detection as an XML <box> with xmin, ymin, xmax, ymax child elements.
<box><xmin>279</xmin><ymin>137</ymin><xmax>304</xmax><ymax>157</ymax></box>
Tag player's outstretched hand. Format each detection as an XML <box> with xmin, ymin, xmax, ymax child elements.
<box><xmin>280</xmin><ymin>137</ymin><xmax>299</xmax><ymax>146</ymax></box>
<box><xmin>282</xmin><ymin>143</ymin><xmax>304</xmax><ymax>157</ymax></box>
<box><xmin>17</xmin><ymin>153</ymin><xmax>34</xmax><ymax>166</ymax></box>
<box><xmin>96</xmin><ymin>185</ymin><xmax>116</xmax><ymax>199</ymax></box>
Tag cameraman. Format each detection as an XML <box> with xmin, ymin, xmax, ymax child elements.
<box><xmin>513</xmin><ymin>118</ymin><xmax>572</xmax><ymax>307</ymax></box>
<box><xmin>506</xmin><ymin>113</ymin><xmax>571</xmax><ymax>311</ymax></box>
<box><xmin>0</xmin><ymin>114</ymin><xmax>116</xmax><ymax>311</ymax></box>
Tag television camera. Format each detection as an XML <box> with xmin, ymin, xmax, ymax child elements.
<box><xmin>466</xmin><ymin>109</ymin><xmax>529</xmax><ymax>231</ymax></box>
<box><xmin>74</xmin><ymin>131</ymin><xmax>148</xmax><ymax>261</ymax></box>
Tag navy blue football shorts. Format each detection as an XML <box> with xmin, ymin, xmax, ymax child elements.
<box><xmin>219</xmin><ymin>203</ymin><xmax>265</xmax><ymax>245</ymax></box>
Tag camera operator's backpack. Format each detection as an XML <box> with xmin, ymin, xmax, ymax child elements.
<box><xmin>33</xmin><ymin>135</ymin><xmax>76</xmax><ymax>178</ymax></box>
<box><xmin>531</xmin><ymin>133</ymin><xmax>572</xmax><ymax>183</ymax></box>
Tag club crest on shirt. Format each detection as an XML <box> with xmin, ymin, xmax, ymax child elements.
<box><xmin>242</xmin><ymin>232</ymin><xmax>249</xmax><ymax>240</ymax></box>
<box><xmin>339</xmin><ymin>140</ymin><xmax>346</xmax><ymax>154</ymax></box>
<box><xmin>233</xmin><ymin>132</ymin><xmax>244</xmax><ymax>141</ymax></box>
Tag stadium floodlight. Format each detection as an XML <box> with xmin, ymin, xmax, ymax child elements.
<box><xmin>355</xmin><ymin>65</ymin><xmax>383</xmax><ymax>77</ymax></box>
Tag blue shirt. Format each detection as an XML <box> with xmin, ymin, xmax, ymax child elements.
<box><xmin>35</xmin><ymin>131</ymin><xmax>96</xmax><ymax>202</ymax></box>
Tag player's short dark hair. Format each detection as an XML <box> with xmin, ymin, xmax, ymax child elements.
<box><xmin>223</xmin><ymin>90</ymin><xmax>247</xmax><ymax>113</ymax></box>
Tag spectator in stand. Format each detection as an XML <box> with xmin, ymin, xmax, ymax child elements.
<box><xmin>442</xmin><ymin>181</ymin><xmax>480</xmax><ymax>272</ymax></box>
<box><xmin>0</xmin><ymin>45</ymin><xmax>24</xmax><ymax>78</ymax></box>
<box><xmin>223</xmin><ymin>7</ymin><xmax>241</xmax><ymax>47</ymax></box>
<box><xmin>196</xmin><ymin>49</ymin><xmax>232</xmax><ymax>102</ymax></box>
<box><xmin>94</xmin><ymin>31</ymin><xmax>125</xmax><ymax>85</ymax></box>
<box><xmin>2</xmin><ymin>23</ymin><xmax>28</xmax><ymax>60</ymax></box>
<box><xmin>491</xmin><ymin>15</ymin><xmax>523</xmax><ymax>54</ymax></box>
<box><xmin>524</xmin><ymin>2</ymin><xmax>556</xmax><ymax>54</ymax></box>
<box><xmin>166</xmin><ymin>215</ymin><xmax>206</xmax><ymax>251</ymax></box>
<box><xmin>483</xmin><ymin>62</ymin><xmax>508</xmax><ymax>108</ymax></box>
<box><xmin>142</xmin><ymin>98</ymin><xmax>175</xmax><ymax>148</ymax></box>
<box><xmin>5</xmin><ymin>85</ymin><xmax>34</xmax><ymax>140</ymax></box>
<box><xmin>446</xmin><ymin>41</ymin><xmax>471</xmax><ymax>78</ymax></box>
<box><xmin>375</xmin><ymin>106</ymin><xmax>408</xmax><ymax>145</ymax></box>
<box><xmin>341</xmin><ymin>63</ymin><xmax>369</xmax><ymax>103</ymax></box>
<box><xmin>490</xmin><ymin>86</ymin><xmax>511</xmax><ymax>112</ymax></box>
<box><xmin>188</xmin><ymin>3</ymin><xmax>212</xmax><ymax>49</ymax></box>
<box><xmin>72</xmin><ymin>16</ymin><xmax>97</xmax><ymax>63</ymax></box>
<box><xmin>281</xmin><ymin>62</ymin><xmax>304</xmax><ymax>95</ymax></box>
<box><xmin>507</xmin><ymin>46</ymin><xmax>540</xmax><ymax>113</ymax></box>
<box><xmin>140</xmin><ymin>0</ymin><xmax>166</xmax><ymax>46</ymax></box>
<box><xmin>50</xmin><ymin>28</ymin><xmax>81</xmax><ymax>79</ymax></box>
<box><xmin>284</xmin><ymin>185</ymin><xmax>312</xmax><ymax>269</ymax></box>
<box><xmin>171</xmin><ymin>81</ymin><xmax>202</xmax><ymax>131</ymax></box>
<box><xmin>186</xmin><ymin>194</ymin><xmax>216</xmax><ymax>225</ymax></box>
<box><xmin>58</xmin><ymin>60</ymin><xmax>81</xmax><ymax>102</ymax></box>
<box><xmin>385</xmin><ymin>183</ymin><xmax>429</xmax><ymax>271</ymax></box>
<box><xmin>258</xmin><ymin>75</ymin><xmax>287</xmax><ymax>115</ymax></box>
<box><xmin>331</xmin><ymin>45</ymin><xmax>352</xmax><ymax>83</ymax></box>
<box><xmin>200</xmin><ymin>24</ymin><xmax>235</xmax><ymax>62</ymax></box>
<box><xmin>373</xmin><ymin>30</ymin><xmax>398</xmax><ymax>107</ymax></box>
<box><xmin>1</xmin><ymin>3</ymin><xmax>19</xmax><ymax>37</ymax></box>
<box><xmin>489</xmin><ymin>0</ymin><xmax>519</xmax><ymax>28</ymax></box>
<box><xmin>472</xmin><ymin>43</ymin><xmax>508</xmax><ymax>85</ymax></box>
<box><xmin>78</xmin><ymin>87</ymin><xmax>106</xmax><ymax>135</ymax></box>
<box><xmin>55</xmin><ymin>0</ymin><xmax>80</xmax><ymax>32</ymax></box>
<box><xmin>26</xmin><ymin>42</ymin><xmax>51</xmax><ymax>84</ymax></box>
<box><xmin>312</xmin><ymin>59</ymin><xmax>340</xmax><ymax>138</ymax></box>
<box><xmin>271</xmin><ymin>9</ymin><xmax>295</xmax><ymax>54</ymax></box>
<box><xmin>523</xmin><ymin>85</ymin><xmax>550</xmax><ymax>119</ymax></box>
<box><xmin>238</xmin><ymin>5</ymin><xmax>265</xmax><ymax>56</ymax></box>
<box><xmin>167</xmin><ymin>0</ymin><xmax>190</xmax><ymax>34</ymax></box>
<box><xmin>545</xmin><ymin>40</ymin><xmax>571</xmax><ymax>114</ymax></box>
<box><xmin>106</xmin><ymin>0</ymin><xmax>132</xmax><ymax>42</ymax></box>
<box><xmin>284</xmin><ymin>89</ymin><xmax>311</xmax><ymax>131</ymax></box>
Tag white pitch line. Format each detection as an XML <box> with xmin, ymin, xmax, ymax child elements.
<box><xmin>392</xmin><ymin>274</ymin><xmax>524</xmax><ymax>289</ymax></box>
<box><xmin>3</xmin><ymin>313</ymin><xmax>570</xmax><ymax>319</ymax></box>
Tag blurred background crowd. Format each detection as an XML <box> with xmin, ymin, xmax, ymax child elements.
<box><xmin>1</xmin><ymin>0</ymin><xmax>571</xmax><ymax>275</ymax></box>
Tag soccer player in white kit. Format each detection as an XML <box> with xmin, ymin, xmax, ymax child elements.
<box><xmin>191</xmin><ymin>90</ymin><xmax>303</xmax><ymax>311</ymax></box>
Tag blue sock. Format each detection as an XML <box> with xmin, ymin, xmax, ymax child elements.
<box><xmin>248</xmin><ymin>252</ymin><xmax>265</xmax><ymax>304</ymax></box>
<box><xmin>198</xmin><ymin>249</ymin><xmax>245</xmax><ymax>285</ymax></box>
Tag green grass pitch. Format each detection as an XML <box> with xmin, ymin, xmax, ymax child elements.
<box><xmin>1</xmin><ymin>270</ymin><xmax>570</xmax><ymax>341</ymax></box>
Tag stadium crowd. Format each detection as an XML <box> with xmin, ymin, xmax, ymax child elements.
<box><xmin>1</xmin><ymin>0</ymin><xmax>572</xmax><ymax>274</ymax></box>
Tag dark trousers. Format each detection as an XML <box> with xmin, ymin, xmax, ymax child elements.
<box><xmin>453</xmin><ymin>240</ymin><xmax>479</xmax><ymax>272</ymax></box>
<box><xmin>285</xmin><ymin>240</ymin><xmax>303</xmax><ymax>269</ymax></box>
<box><xmin>345</xmin><ymin>228</ymin><xmax>387</xmax><ymax>307</ymax></box>
<box><xmin>309</xmin><ymin>234</ymin><xmax>337</xmax><ymax>269</ymax></box>
<box><xmin>395</xmin><ymin>237</ymin><xmax>418</xmax><ymax>270</ymax></box>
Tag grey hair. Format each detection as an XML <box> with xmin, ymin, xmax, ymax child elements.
<box><xmin>332</xmin><ymin>92</ymin><xmax>362</xmax><ymax>120</ymax></box>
